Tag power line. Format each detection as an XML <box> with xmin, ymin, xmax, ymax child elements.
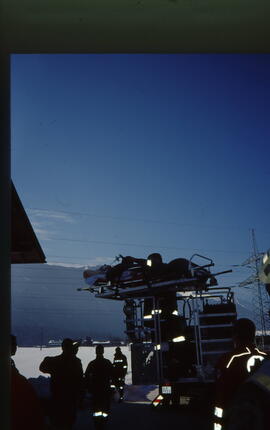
<box><xmin>12</xmin><ymin>295</ymin><xmax>92</xmax><ymax>300</ymax></box>
<box><xmin>27</xmin><ymin>206</ymin><xmax>249</xmax><ymax>231</ymax></box>
<box><xmin>41</xmin><ymin>236</ymin><xmax>249</xmax><ymax>255</ymax></box>
<box><xmin>13</xmin><ymin>308</ymin><xmax>119</xmax><ymax>315</ymax></box>
<box><xmin>27</xmin><ymin>206</ymin><xmax>270</xmax><ymax>235</ymax></box>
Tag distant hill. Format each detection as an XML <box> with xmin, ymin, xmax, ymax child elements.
<box><xmin>11</xmin><ymin>263</ymin><xmax>257</xmax><ymax>346</ymax></box>
<box><xmin>11</xmin><ymin>263</ymin><xmax>124</xmax><ymax>346</ymax></box>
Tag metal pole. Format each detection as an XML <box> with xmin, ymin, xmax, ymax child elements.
<box><xmin>0</xmin><ymin>51</ymin><xmax>11</xmax><ymax>430</ymax></box>
<box><xmin>156</xmin><ymin>297</ymin><xmax>163</xmax><ymax>381</ymax></box>
<box><xmin>152</xmin><ymin>296</ymin><xmax>161</xmax><ymax>383</ymax></box>
<box><xmin>196</xmin><ymin>294</ymin><xmax>203</xmax><ymax>370</ymax></box>
<box><xmin>139</xmin><ymin>299</ymin><xmax>143</xmax><ymax>342</ymax></box>
<box><xmin>192</xmin><ymin>297</ymin><xmax>200</xmax><ymax>368</ymax></box>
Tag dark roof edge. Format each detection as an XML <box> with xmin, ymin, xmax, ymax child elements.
<box><xmin>12</xmin><ymin>182</ymin><xmax>46</xmax><ymax>264</ymax></box>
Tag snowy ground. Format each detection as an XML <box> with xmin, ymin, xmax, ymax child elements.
<box><xmin>13</xmin><ymin>346</ymin><xmax>158</xmax><ymax>402</ymax></box>
<box><xmin>13</xmin><ymin>346</ymin><xmax>132</xmax><ymax>380</ymax></box>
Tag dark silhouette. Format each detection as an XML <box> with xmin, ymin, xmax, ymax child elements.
<box><xmin>214</xmin><ymin>318</ymin><xmax>267</xmax><ymax>429</ymax></box>
<box><xmin>39</xmin><ymin>338</ymin><xmax>84</xmax><ymax>430</ymax></box>
<box><xmin>112</xmin><ymin>347</ymin><xmax>128</xmax><ymax>402</ymax></box>
<box><xmin>144</xmin><ymin>253</ymin><xmax>168</xmax><ymax>280</ymax></box>
<box><xmin>11</xmin><ymin>334</ymin><xmax>45</xmax><ymax>430</ymax></box>
<box><xmin>85</xmin><ymin>345</ymin><xmax>114</xmax><ymax>429</ymax></box>
<box><xmin>106</xmin><ymin>255</ymin><xmax>145</xmax><ymax>283</ymax></box>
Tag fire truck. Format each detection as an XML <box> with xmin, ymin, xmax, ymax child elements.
<box><xmin>79</xmin><ymin>253</ymin><xmax>236</xmax><ymax>409</ymax></box>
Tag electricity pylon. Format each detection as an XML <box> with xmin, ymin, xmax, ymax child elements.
<box><xmin>238</xmin><ymin>229</ymin><xmax>270</xmax><ymax>348</ymax></box>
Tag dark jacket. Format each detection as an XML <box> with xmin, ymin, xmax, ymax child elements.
<box><xmin>215</xmin><ymin>345</ymin><xmax>267</xmax><ymax>410</ymax></box>
<box><xmin>11</xmin><ymin>364</ymin><xmax>45</xmax><ymax>430</ymax></box>
<box><xmin>39</xmin><ymin>353</ymin><xmax>84</xmax><ymax>401</ymax></box>
<box><xmin>85</xmin><ymin>356</ymin><xmax>114</xmax><ymax>394</ymax></box>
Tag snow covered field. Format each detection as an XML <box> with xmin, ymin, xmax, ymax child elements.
<box><xmin>13</xmin><ymin>346</ymin><xmax>158</xmax><ymax>402</ymax></box>
<box><xmin>13</xmin><ymin>346</ymin><xmax>132</xmax><ymax>382</ymax></box>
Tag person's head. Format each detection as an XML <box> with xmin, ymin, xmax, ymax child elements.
<box><xmin>96</xmin><ymin>344</ymin><xmax>104</xmax><ymax>357</ymax></box>
<box><xmin>233</xmin><ymin>318</ymin><xmax>256</xmax><ymax>347</ymax></box>
<box><xmin>115</xmin><ymin>346</ymin><xmax>121</xmax><ymax>355</ymax></box>
<box><xmin>147</xmin><ymin>253</ymin><xmax>162</xmax><ymax>267</ymax></box>
<box><xmin>11</xmin><ymin>334</ymin><xmax>17</xmax><ymax>356</ymax></box>
<box><xmin>62</xmin><ymin>338</ymin><xmax>79</xmax><ymax>355</ymax></box>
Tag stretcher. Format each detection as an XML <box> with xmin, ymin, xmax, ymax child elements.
<box><xmin>78</xmin><ymin>254</ymin><xmax>232</xmax><ymax>300</ymax></box>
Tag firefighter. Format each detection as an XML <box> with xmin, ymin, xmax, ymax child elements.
<box><xmin>39</xmin><ymin>338</ymin><xmax>84</xmax><ymax>430</ymax></box>
<box><xmin>85</xmin><ymin>344</ymin><xmax>114</xmax><ymax>429</ymax></box>
<box><xmin>112</xmin><ymin>347</ymin><xmax>128</xmax><ymax>402</ymax></box>
<box><xmin>213</xmin><ymin>318</ymin><xmax>267</xmax><ymax>430</ymax></box>
<box><xmin>225</xmin><ymin>354</ymin><xmax>270</xmax><ymax>430</ymax></box>
<box><xmin>145</xmin><ymin>253</ymin><xmax>167</xmax><ymax>279</ymax></box>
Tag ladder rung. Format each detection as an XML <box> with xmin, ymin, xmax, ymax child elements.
<box><xmin>200</xmin><ymin>324</ymin><xmax>233</xmax><ymax>328</ymax></box>
<box><xmin>202</xmin><ymin>350</ymin><xmax>231</xmax><ymax>355</ymax></box>
<box><xmin>199</xmin><ymin>313</ymin><xmax>237</xmax><ymax>318</ymax></box>
<box><xmin>201</xmin><ymin>338</ymin><xmax>232</xmax><ymax>343</ymax></box>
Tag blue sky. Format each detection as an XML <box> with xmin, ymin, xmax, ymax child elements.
<box><xmin>11</xmin><ymin>54</ymin><xmax>270</xmax><ymax>287</ymax></box>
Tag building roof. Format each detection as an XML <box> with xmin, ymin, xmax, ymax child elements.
<box><xmin>11</xmin><ymin>182</ymin><xmax>46</xmax><ymax>264</ymax></box>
